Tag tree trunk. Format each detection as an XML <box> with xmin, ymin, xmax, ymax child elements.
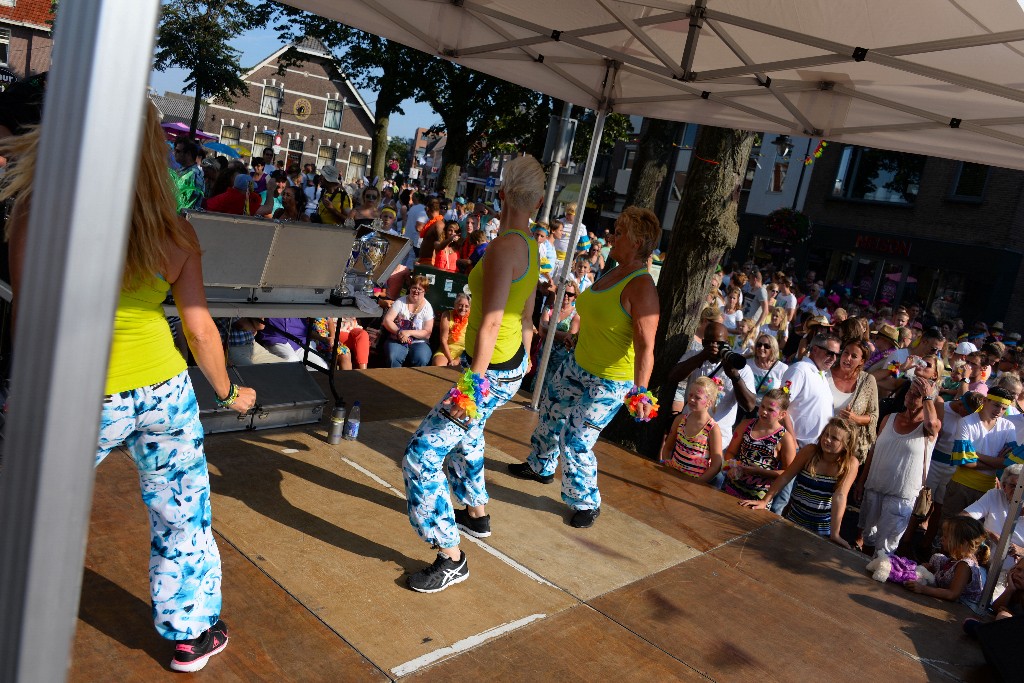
<box><xmin>370</xmin><ymin>107</ymin><xmax>390</xmax><ymax>183</ymax></box>
<box><xmin>438</xmin><ymin>132</ymin><xmax>468</xmax><ymax>197</ymax></box>
<box><xmin>625</xmin><ymin>118</ymin><xmax>682</xmax><ymax>210</ymax></box>
<box><xmin>189</xmin><ymin>86</ymin><xmax>202</xmax><ymax>138</ymax></box>
<box><xmin>602</xmin><ymin>125</ymin><xmax>755</xmax><ymax>456</ymax></box>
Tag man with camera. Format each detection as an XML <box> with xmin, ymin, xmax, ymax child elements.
<box><xmin>668</xmin><ymin>321</ymin><xmax>756</xmax><ymax>451</ymax></box>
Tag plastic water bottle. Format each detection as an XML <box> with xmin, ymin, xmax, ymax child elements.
<box><xmin>328</xmin><ymin>404</ymin><xmax>346</xmax><ymax>445</ymax></box>
<box><xmin>344</xmin><ymin>401</ymin><xmax>361</xmax><ymax>441</ymax></box>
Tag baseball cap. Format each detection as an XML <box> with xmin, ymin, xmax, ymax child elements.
<box><xmin>455</xmin><ymin>196</ymin><xmax>467</xmax><ymax>205</ymax></box>
<box><xmin>955</xmin><ymin>341</ymin><xmax>978</xmax><ymax>355</ymax></box>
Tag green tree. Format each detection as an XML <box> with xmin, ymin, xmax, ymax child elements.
<box><xmin>571</xmin><ymin>110</ymin><xmax>634</xmax><ymax>165</ymax></box>
<box><xmin>253</xmin><ymin>3</ymin><xmax>428</xmax><ymax>181</ymax></box>
<box><xmin>386</xmin><ymin>136</ymin><xmax>411</xmax><ymax>174</ymax></box>
<box><xmin>415</xmin><ymin>60</ymin><xmax>534</xmax><ymax>196</ymax></box>
<box><xmin>153</xmin><ymin>0</ymin><xmax>255</xmax><ymax>137</ymax></box>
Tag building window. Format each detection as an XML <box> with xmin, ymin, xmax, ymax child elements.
<box><xmin>286</xmin><ymin>139</ymin><xmax>303</xmax><ymax>167</ymax></box>
<box><xmin>622</xmin><ymin>149</ymin><xmax>636</xmax><ymax>170</ymax></box>
<box><xmin>261</xmin><ymin>85</ymin><xmax>283</xmax><ymax>117</ymax></box>
<box><xmin>220</xmin><ymin>125</ymin><xmax>240</xmax><ymax>147</ymax></box>
<box><xmin>346</xmin><ymin>152</ymin><xmax>368</xmax><ymax>182</ymax></box>
<box><xmin>0</xmin><ymin>28</ymin><xmax>10</xmax><ymax>66</ymax></box>
<box><xmin>253</xmin><ymin>132</ymin><xmax>273</xmax><ymax>153</ymax></box>
<box><xmin>770</xmin><ymin>152</ymin><xmax>789</xmax><ymax>193</ymax></box>
<box><xmin>317</xmin><ymin>145</ymin><xmax>337</xmax><ymax>169</ymax></box>
<box><xmin>832</xmin><ymin>146</ymin><xmax>924</xmax><ymax>204</ymax></box>
<box><xmin>324</xmin><ymin>100</ymin><xmax>343</xmax><ymax>130</ymax></box>
<box><xmin>949</xmin><ymin>162</ymin><xmax>988</xmax><ymax>202</ymax></box>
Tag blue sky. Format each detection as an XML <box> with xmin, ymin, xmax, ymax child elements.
<box><xmin>148</xmin><ymin>25</ymin><xmax>439</xmax><ymax>140</ymax></box>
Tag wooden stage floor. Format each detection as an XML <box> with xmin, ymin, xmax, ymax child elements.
<box><xmin>72</xmin><ymin>367</ymin><xmax>994</xmax><ymax>681</ymax></box>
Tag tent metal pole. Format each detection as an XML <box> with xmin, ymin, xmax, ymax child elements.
<box><xmin>680</xmin><ymin>0</ymin><xmax>707</xmax><ymax>78</ymax></box>
<box><xmin>539</xmin><ymin>100</ymin><xmax>573</xmax><ymax>224</ymax></box>
<box><xmin>0</xmin><ymin>0</ymin><xmax>161</xmax><ymax>680</ymax></box>
<box><xmin>978</xmin><ymin>474</ymin><xmax>1024</xmax><ymax>612</ymax></box>
<box><xmin>531</xmin><ymin>63</ymin><xmax>618</xmax><ymax>410</ymax></box>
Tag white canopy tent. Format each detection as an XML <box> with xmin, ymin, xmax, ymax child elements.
<box><xmin>5</xmin><ymin>1</ymin><xmax>1024</xmax><ymax>679</ymax></box>
<box><xmin>285</xmin><ymin>0</ymin><xmax>1024</xmax><ymax>171</ymax></box>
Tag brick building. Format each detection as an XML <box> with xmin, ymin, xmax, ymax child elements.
<box><xmin>0</xmin><ymin>0</ymin><xmax>53</xmax><ymax>80</ymax></box>
<box><xmin>205</xmin><ymin>37</ymin><xmax>374</xmax><ymax>179</ymax></box>
<box><xmin>736</xmin><ymin>143</ymin><xmax>1024</xmax><ymax>330</ymax></box>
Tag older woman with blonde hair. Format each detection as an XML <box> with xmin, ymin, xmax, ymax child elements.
<box><xmin>747</xmin><ymin>333</ymin><xmax>789</xmax><ymax>404</ymax></box>
<box><xmin>2</xmin><ymin>102</ymin><xmax>256</xmax><ymax>672</ymax></box>
<box><xmin>402</xmin><ymin>155</ymin><xmax>542</xmax><ymax>593</ymax></box>
<box><xmin>509</xmin><ymin>206</ymin><xmax>661</xmax><ymax>529</ymax></box>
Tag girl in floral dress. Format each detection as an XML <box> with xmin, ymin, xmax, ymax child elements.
<box><xmin>660</xmin><ymin>376</ymin><xmax>723</xmax><ymax>484</ymax></box>
<box><xmin>722</xmin><ymin>389</ymin><xmax>797</xmax><ymax>501</ymax></box>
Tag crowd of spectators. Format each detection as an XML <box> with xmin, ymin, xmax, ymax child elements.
<box><xmin>667</xmin><ymin>259</ymin><xmax>1024</xmax><ymax>623</ymax></box>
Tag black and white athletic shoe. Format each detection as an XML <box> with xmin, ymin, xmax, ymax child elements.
<box><xmin>407</xmin><ymin>551</ymin><xmax>469</xmax><ymax>593</ymax></box>
<box><xmin>570</xmin><ymin>508</ymin><xmax>601</xmax><ymax>528</ymax></box>
<box><xmin>169</xmin><ymin>620</ymin><xmax>229</xmax><ymax>673</ymax></box>
<box><xmin>507</xmin><ymin>461</ymin><xmax>554</xmax><ymax>484</ymax></box>
<box><xmin>454</xmin><ymin>507</ymin><xmax>492</xmax><ymax>538</ymax></box>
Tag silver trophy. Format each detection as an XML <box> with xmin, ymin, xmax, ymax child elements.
<box><xmin>358</xmin><ymin>218</ymin><xmax>390</xmax><ymax>294</ymax></box>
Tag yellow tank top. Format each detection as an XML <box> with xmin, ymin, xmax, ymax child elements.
<box><xmin>464</xmin><ymin>228</ymin><xmax>538</xmax><ymax>365</ymax></box>
<box><xmin>105</xmin><ymin>276</ymin><xmax>187</xmax><ymax>394</ymax></box>
<box><xmin>574</xmin><ymin>268</ymin><xmax>649</xmax><ymax>382</ymax></box>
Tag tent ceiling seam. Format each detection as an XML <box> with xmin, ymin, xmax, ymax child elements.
<box><xmin>361</xmin><ymin>0</ymin><xmax>439</xmax><ymax>53</ymax></box>
<box><xmin>467</xmin><ymin>10</ymin><xmax>603</xmax><ymax>102</ymax></box>
<box><xmin>595</xmin><ymin>0</ymin><xmax>684</xmax><ymax>78</ymax></box>
<box><xmin>706</xmin><ymin>18</ymin><xmax>816</xmax><ymax>133</ymax></box>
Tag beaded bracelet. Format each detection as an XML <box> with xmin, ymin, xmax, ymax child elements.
<box><xmin>624</xmin><ymin>386</ymin><xmax>659</xmax><ymax>422</ymax></box>
<box><xmin>447</xmin><ymin>369</ymin><xmax>491</xmax><ymax>419</ymax></box>
<box><xmin>215</xmin><ymin>383</ymin><xmax>239</xmax><ymax>408</ymax></box>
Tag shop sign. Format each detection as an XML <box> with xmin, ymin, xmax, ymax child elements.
<box><xmin>855</xmin><ymin>234</ymin><xmax>912</xmax><ymax>258</ymax></box>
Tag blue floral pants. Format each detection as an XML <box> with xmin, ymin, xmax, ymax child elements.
<box><xmin>97</xmin><ymin>370</ymin><xmax>221</xmax><ymax>641</ymax></box>
<box><xmin>402</xmin><ymin>355</ymin><xmax>527</xmax><ymax>548</ymax></box>
<box><xmin>527</xmin><ymin>356</ymin><xmax>631</xmax><ymax>511</ymax></box>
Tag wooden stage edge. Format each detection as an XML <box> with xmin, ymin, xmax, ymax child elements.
<box><xmin>69</xmin><ymin>368</ymin><xmax>993</xmax><ymax>682</ymax></box>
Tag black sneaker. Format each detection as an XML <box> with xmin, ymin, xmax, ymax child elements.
<box><xmin>407</xmin><ymin>551</ymin><xmax>469</xmax><ymax>593</ymax></box>
<box><xmin>570</xmin><ymin>508</ymin><xmax>601</xmax><ymax>528</ymax></box>
<box><xmin>170</xmin><ymin>619</ymin><xmax>229</xmax><ymax>673</ymax></box>
<box><xmin>507</xmin><ymin>461</ymin><xmax>554</xmax><ymax>484</ymax></box>
<box><xmin>454</xmin><ymin>507</ymin><xmax>491</xmax><ymax>538</ymax></box>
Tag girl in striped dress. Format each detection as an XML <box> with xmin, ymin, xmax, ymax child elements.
<box><xmin>722</xmin><ymin>388</ymin><xmax>797</xmax><ymax>501</ymax></box>
<box><xmin>740</xmin><ymin>417</ymin><xmax>859</xmax><ymax>548</ymax></box>
<box><xmin>660</xmin><ymin>376</ymin><xmax>723</xmax><ymax>484</ymax></box>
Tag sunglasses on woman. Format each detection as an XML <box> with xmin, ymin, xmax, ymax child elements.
<box><xmin>755</xmin><ymin>342</ymin><xmax>772</xmax><ymax>349</ymax></box>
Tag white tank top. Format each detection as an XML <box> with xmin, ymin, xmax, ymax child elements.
<box><xmin>864</xmin><ymin>416</ymin><xmax>934</xmax><ymax>500</ymax></box>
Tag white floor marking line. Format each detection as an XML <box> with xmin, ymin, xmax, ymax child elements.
<box><xmin>337</xmin><ymin>457</ymin><xmax>560</xmax><ymax>590</ymax></box>
<box><xmin>340</xmin><ymin>457</ymin><xmax>404</xmax><ymax>497</ymax></box>
<box><xmin>391</xmin><ymin>613</ymin><xmax>546</xmax><ymax>677</ymax></box>
<box><xmin>461</xmin><ymin>534</ymin><xmax>558</xmax><ymax>588</ymax></box>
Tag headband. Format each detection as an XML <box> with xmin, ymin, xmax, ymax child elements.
<box><xmin>988</xmin><ymin>394</ymin><xmax>1014</xmax><ymax>408</ymax></box>
<box><xmin>380</xmin><ymin>207</ymin><xmax>397</xmax><ymax>217</ymax></box>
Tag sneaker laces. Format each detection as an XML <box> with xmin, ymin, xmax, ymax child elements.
<box><xmin>421</xmin><ymin>552</ymin><xmax>454</xmax><ymax>576</ymax></box>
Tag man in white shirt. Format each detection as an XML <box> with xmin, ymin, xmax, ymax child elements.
<box><xmin>772</xmin><ymin>333</ymin><xmax>841</xmax><ymax>512</ymax></box>
<box><xmin>404</xmin><ymin>192</ymin><xmax>428</xmax><ymax>250</ymax></box>
<box><xmin>773</xmin><ymin>275</ymin><xmax>798</xmax><ymax>327</ymax></box>
<box><xmin>667</xmin><ymin>322</ymin><xmax>756</xmax><ymax>451</ymax></box>
<box><xmin>742</xmin><ymin>270</ymin><xmax>769</xmax><ymax>325</ymax></box>
<box><xmin>963</xmin><ymin>464</ymin><xmax>1024</xmax><ymax>569</ymax></box>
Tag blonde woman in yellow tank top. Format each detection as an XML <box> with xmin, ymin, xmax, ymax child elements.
<box><xmin>402</xmin><ymin>156</ymin><xmax>543</xmax><ymax>593</ymax></box>
<box><xmin>508</xmin><ymin>207</ymin><xmax>662</xmax><ymax>529</ymax></box>
<box><xmin>3</xmin><ymin>102</ymin><xmax>255</xmax><ymax>672</ymax></box>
